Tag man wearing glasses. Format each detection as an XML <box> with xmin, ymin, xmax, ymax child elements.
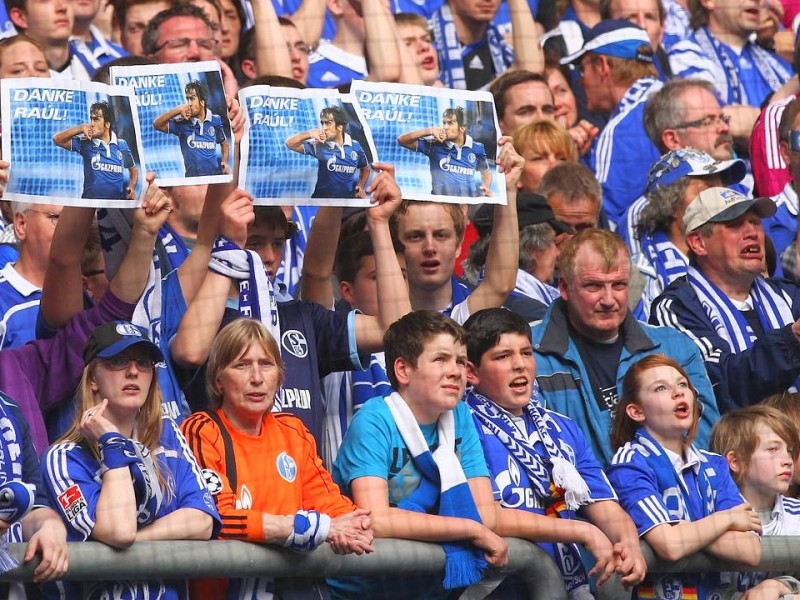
<box><xmin>154</xmin><ymin>80</ymin><xmax>230</xmax><ymax>177</ymax></box>
<box><xmin>0</xmin><ymin>202</ymin><xmax>62</xmax><ymax>349</ymax></box>
<box><xmin>561</xmin><ymin>20</ymin><xmax>662</xmax><ymax>226</ymax></box>
<box><xmin>141</xmin><ymin>3</ymin><xmax>218</xmax><ymax>63</ymax></box>
<box><xmin>285</xmin><ymin>105</ymin><xmax>369</xmax><ymax>199</ymax></box>
<box><xmin>619</xmin><ymin>77</ymin><xmax>751</xmax><ymax>255</ymax></box>
<box><xmin>53</xmin><ymin>100</ymin><xmax>138</xmax><ymax>200</ymax></box>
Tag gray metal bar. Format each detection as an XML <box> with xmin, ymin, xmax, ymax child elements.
<box><xmin>0</xmin><ymin>538</ymin><xmax>568</xmax><ymax>599</ymax></box>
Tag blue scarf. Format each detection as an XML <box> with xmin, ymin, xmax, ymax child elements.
<box><xmin>386</xmin><ymin>392</ymin><xmax>488</xmax><ymax>589</ymax></box>
<box><xmin>349</xmin><ymin>353</ymin><xmax>393</xmax><ymax>414</ymax></box>
<box><xmin>466</xmin><ymin>389</ymin><xmax>592</xmax><ymax>595</ymax></box>
<box><xmin>209</xmin><ymin>235</ymin><xmax>281</xmax><ymax>343</ymax></box>
<box><xmin>693</xmin><ymin>26</ymin><xmax>790</xmax><ymax>104</ymax></box>
<box><xmin>687</xmin><ymin>264</ymin><xmax>794</xmax><ymax>353</ymax></box>
<box><xmin>430</xmin><ymin>3</ymin><xmax>514</xmax><ymax>89</ymax></box>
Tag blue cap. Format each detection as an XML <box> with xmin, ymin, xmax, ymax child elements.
<box><xmin>83</xmin><ymin>321</ymin><xmax>163</xmax><ymax>364</ymax></box>
<box><xmin>561</xmin><ymin>19</ymin><xmax>654</xmax><ymax>64</ymax></box>
<box><xmin>647</xmin><ymin>149</ymin><xmax>747</xmax><ymax>191</ymax></box>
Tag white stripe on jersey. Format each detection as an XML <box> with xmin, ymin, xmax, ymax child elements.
<box><xmin>44</xmin><ymin>443</ymin><xmax>95</xmax><ymax>540</ymax></box>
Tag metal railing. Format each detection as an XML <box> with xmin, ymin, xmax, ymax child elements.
<box><xmin>0</xmin><ymin>538</ymin><xmax>569</xmax><ymax>600</ymax></box>
<box><xmin>1</xmin><ymin>535</ymin><xmax>789</xmax><ymax>599</ymax></box>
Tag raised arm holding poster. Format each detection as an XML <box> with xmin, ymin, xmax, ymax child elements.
<box><xmin>110</xmin><ymin>61</ymin><xmax>233</xmax><ymax>187</ymax></box>
<box><xmin>350</xmin><ymin>81</ymin><xmax>506</xmax><ymax>205</ymax></box>
<box><xmin>238</xmin><ymin>86</ymin><xmax>376</xmax><ymax>206</ymax></box>
<box><xmin>1</xmin><ymin>78</ymin><xmax>145</xmax><ymax>207</ymax></box>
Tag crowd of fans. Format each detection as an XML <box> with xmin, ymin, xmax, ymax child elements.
<box><xmin>0</xmin><ymin>0</ymin><xmax>799</xmax><ymax>598</ymax></box>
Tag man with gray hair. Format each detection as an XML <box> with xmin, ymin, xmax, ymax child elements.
<box><xmin>619</xmin><ymin>77</ymin><xmax>752</xmax><ymax>254</ymax></box>
<box><xmin>0</xmin><ymin>202</ymin><xmax>62</xmax><ymax>349</ymax></box>
<box><xmin>467</xmin><ymin>192</ymin><xmax>573</xmax><ymax>321</ymax></box>
<box><xmin>631</xmin><ymin>148</ymin><xmax>746</xmax><ymax>320</ymax></box>
<box><xmin>650</xmin><ymin>187</ymin><xmax>800</xmax><ymax>411</ymax></box>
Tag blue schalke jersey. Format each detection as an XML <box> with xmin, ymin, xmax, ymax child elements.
<box><xmin>302</xmin><ymin>133</ymin><xmax>367</xmax><ymax>198</ymax></box>
<box><xmin>417</xmin><ymin>135</ymin><xmax>488</xmax><ymax>197</ymax></box>
<box><xmin>168</xmin><ymin>110</ymin><xmax>226</xmax><ymax>177</ymax></box>
<box><xmin>71</xmin><ymin>133</ymin><xmax>134</xmax><ymax>200</ymax></box>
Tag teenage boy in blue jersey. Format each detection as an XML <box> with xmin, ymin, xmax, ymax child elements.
<box><xmin>285</xmin><ymin>105</ymin><xmax>370</xmax><ymax>199</ymax></box>
<box><xmin>153</xmin><ymin>80</ymin><xmax>230</xmax><ymax>177</ymax></box>
<box><xmin>397</xmin><ymin>106</ymin><xmax>491</xmax><ymax>198</ymax></box>
<box><xmin>53</xmin><ymin>100</ymin><xmax>138</xmax><ymax>200</ymax></box>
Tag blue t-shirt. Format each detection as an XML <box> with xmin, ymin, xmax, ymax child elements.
<box><xmin>302</xmin><ymin>134</ymin><xmax>368</xmax><ymax>198</ymax></box>
<box><xmin>417</xmin><ymin>135</ymin><xmax>488</xmax><ymax>198</ymax></box>
<box><xmin>41</xmin><ymin>416</ymin><xmax>221</xmax><ymax>600</ymax></box>
<box><xmin>168</xmin><ymin>111</ymin><xmax>226</xmax><ymax>177</ymax></box>
<box><xmin>71</xmin><ymin>134</ymin><xmax>134</xmax><ymax>200</ymax></box>
<box><xmin>330</xmin><ymin>398</ymin><xmax>488</xmax><ymax>600</ymax></box>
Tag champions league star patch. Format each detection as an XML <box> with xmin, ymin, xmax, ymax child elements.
<box><xmin>201</xmin><ymin>468</ymin><xmax>223</xmax><ymax>495</ymax></box>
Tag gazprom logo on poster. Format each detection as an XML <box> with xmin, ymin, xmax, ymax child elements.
<box><xmin>187</xmin><ymin>133</ymin><xmax>216</xmax><ymax>150</ymax></box>
<box><xmin>439</xmin><ymin>156</ymin><xmax>474</xmax><ymax>176</ymax></box>
<box><xmin>326</xmin><ymin>156</ymin><xmax>356</xmax><ymax>174</ymax></box>
<box><xmin>281</xmin><ymin>330</ymin><xmax>308</xmax><ymax>358</ymax></box>
<box><xmin>91</xmin><ymin>153</ymin><xmax>123</xmax><ymax>173</ymax></box>
<box><xmin>276</xmin><ymin>452</ymin><xmax>297</xmax><ymax>482</ymax></box>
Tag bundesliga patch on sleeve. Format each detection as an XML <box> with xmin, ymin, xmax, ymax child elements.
<box><xmin>57</xmin><ymin>484</ymin><xmax>87</xmax><ymax>521</ymax></box>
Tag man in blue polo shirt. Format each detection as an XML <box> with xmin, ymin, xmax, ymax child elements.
<box><xmin>285</xmin><ymin>105</ymin><xmax>370</xmax><ymax>199</ymax></box>
<box><xmin>153</xmin><ymin>80</ymin><xmax>230</xmax><ymax>177</ymax></box>
<box><xmin>53</xmin><ymin>100</ymin><xmax>138</xmax><ymax>200</ymax></box>
<box><xmin>397</xmin><ymin>106</ymin><xmax>491</xmax><ymax>198</ymax></box>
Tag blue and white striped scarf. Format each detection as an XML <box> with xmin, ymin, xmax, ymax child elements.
<box><xmin>429</xmin><ymin>2</ymin><xmax>513</xmax><ymax>89</ymax></box>
<box><xmin>687</xmin><ymin>264</ymin><xmax>794</xmax><ymax>352</ymax></box>
<box><xmin>209</xmin><ymin>235</ymin><xmax>281</xmax><ymax>343</ymax></box>
<box><xmin>386</xmin><ymin>392</ymin><xmax>488</xmax><ymax>589</ymax></box>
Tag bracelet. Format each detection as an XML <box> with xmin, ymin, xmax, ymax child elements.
<box><xmin>98</xmin><ymin>433</ymin><xmax>139</xmax><ymax>470</ymax></box>
<box><xmin>282</xmin><ymin>510</ymin><xmax>331</xmax><ymax>553</ymax></box>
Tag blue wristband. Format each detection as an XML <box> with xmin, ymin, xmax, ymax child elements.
<box><xmin>98</xmin><ymin>433</ymin><xmax>138</xmax><ymax>470</ymax></box>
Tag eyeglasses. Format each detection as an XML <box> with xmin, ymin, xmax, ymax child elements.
<box><xmin>287</xmin><ymin>41</ymin><xmax>310</xmax><ymax>55</ymax></box>
<box><xmin>154</xmin><ymin>37</ymin><xmax>218</xmax><ymax>53</ymax></box>
<box><xmin>27</xmin><ymin>209</ymin><xmax>59</xmax><ymax>225</ymax></box>
<box><xmin>100</xmin><ymin>356</ymin><xmax>155</xmax><ymax>371</ymax></box>
<box><xmin>574</xmin><ymin>56</ymin><xmax>596</xmax><ymax>79</ymax></box>
<box><xmin>674</xmin><ymin>114</ymin><xmax>732</xmax><ymax>129</ymax></box>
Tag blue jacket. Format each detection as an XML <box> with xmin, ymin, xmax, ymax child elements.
<box><xmin>650</xmin><ymin>275</ymin><xmax>800</xmax><ymax>412</ymax></box>
<box><xmin>532</xmin><ymin>299</ymin><xmax>719</xmax><ymax>466</ymax></box>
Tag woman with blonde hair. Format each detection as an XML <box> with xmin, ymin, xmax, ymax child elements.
<box><xmin>41</xmin><ymin>320</ymin><xmax>219</xmax><ymax>599</ymax></box>
<box><xmin>182</xmin><ymin>317</ymin><xmax>374</xmax><ymax>598</ymax></box>
<box><xmin>513</xmin><ymin>119</ymin><xmax>579</xmax><ymax>193</ymax></box>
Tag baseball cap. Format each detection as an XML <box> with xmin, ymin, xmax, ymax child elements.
<box><xmin>83</xmin><ymin>321</ymin><xmax>164</xmax><ymax>364</ymax></box>
<box><xmin>560</xmin><ymin>20</ymin><xmax>653</xmax><ymax>65</ymax></box>
<box><xmin>683</xmin><ymin>187</ymin><xmax>776</xmax><ymax>235</ymax></box>
<box><xmin>647</xmin><ymin>149</ymin><xmax>746</xmax><ymax>191</ymax></box>
<box><xmin>472</xmin><ymin>193</ymin><xmax>574</xmax><ymax>237</ymax></box>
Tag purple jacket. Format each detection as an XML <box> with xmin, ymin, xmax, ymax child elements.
<box><xmin>0</xmin><ymin>290</ymin><xmax>135</xmax><ymax>455</ymax></box>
